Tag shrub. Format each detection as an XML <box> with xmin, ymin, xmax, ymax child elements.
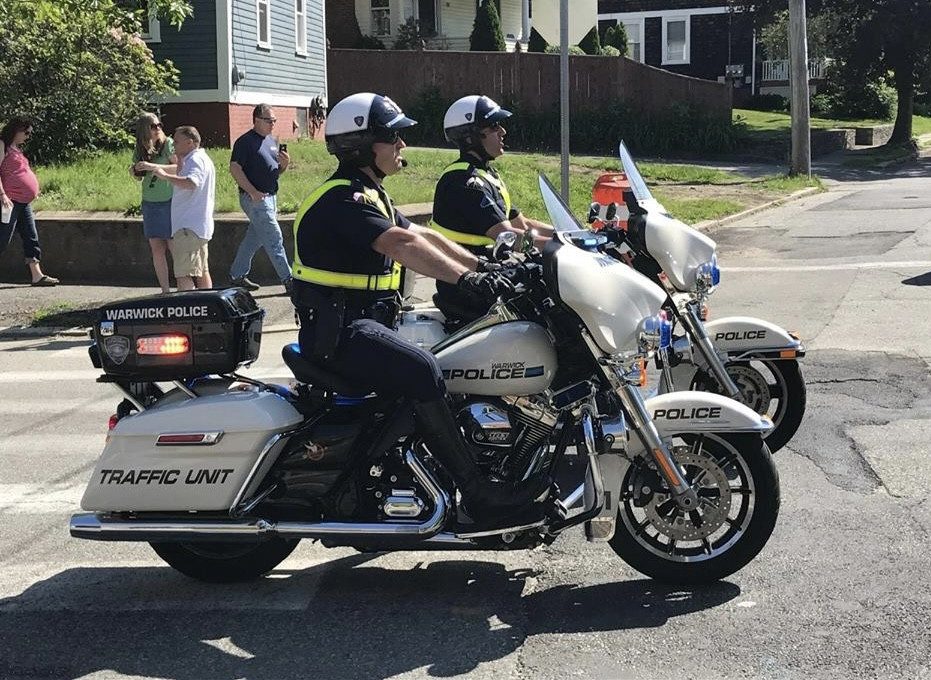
<box><xmin>744</xmin><ymin>93</ymin><xmax>790</xmax><ymax>112</ymax></box>
<box><xmin>355</xmin><ymin>34</ymin><xmax>386</xmax><ymax>49</ymax></box>
<box><xmin>401</xmin><ymin>88</ymin><xmax>740</xmax><ymax>156</ymax></box>
<box><xmin>528</xmin><ymin>27</ymin><xmax>548</xmax><ymax>53</ymax></box>
<box><xmin>817</xmin><ymin>62</ymin><xmax>895</xmax><ymax>119</ymax></box>
<box><xmin>810</xmin><ymin>94</ymin><xmax>831</xmax><ymax>116</ymax></box>
<box><xmin>578</xmin><ymin>26</ymin><xmax>602</xmax><ymax>55</ymax></box>
<box><xmin>470</xmin><ymin>0</ymin><xmax>506</xmax><ymax>52</ymax></box>
<box><xmin>602</xmin><ymin>24</ymin><xmax>628</xmax><ymax>56</ymax></box>
<box><xmin>601</xmin><ymin>45</ymin><xmax>621</xmax><ymax>57</ymax></box>
<box><xmin>392</xmin><ymin>16</ymin><xmax>435</xmax><ymax>50</ymax></box>
<box><xmin>545</xmin><ymin>45</ymin><xmax>585</xmax><ymax>56</ymax></box>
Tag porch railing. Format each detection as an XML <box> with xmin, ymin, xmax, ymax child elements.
<box><xmin>761</xmin><ymin>58</ymin><xmax>831</xmax><ymax>82</ymax></box>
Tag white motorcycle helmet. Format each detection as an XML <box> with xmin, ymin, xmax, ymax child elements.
<box><xmin>325</xmin><ymin>93</ymin><xmax>417</xmax><ymax>170</ymax></box>
<box><xmin>443</xmin><ymin>95</ymin><xmax>512</xmax><ymax>156</ymax></box>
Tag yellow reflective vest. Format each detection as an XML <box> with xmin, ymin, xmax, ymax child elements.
<box><xmin>428</xmin><ymin>161</ymin><xmax>511</xmax><ymax>247</ymax></box>
<box><xmin>291</xmin><ymin>179</ymin><xmax>402</xmax><ymax>291</ymax></box>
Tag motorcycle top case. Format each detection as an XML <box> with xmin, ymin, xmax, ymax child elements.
<box><xmin>92</xmin><ymin>288</ymin><xmax>264</xmax><ymax>379</ymax></box>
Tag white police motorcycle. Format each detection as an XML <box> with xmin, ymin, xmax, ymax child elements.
<box><xmin>70</xmin><ymin>174</ymin><xmax>779</xmax><ymax>585</ymax></box>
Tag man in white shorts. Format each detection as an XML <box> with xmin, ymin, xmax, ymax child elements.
<box><xmin>137</xmin><ymin>125</ymin><xmax>216</xmax><ymax>290</ymax></box>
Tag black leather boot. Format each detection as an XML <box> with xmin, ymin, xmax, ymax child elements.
<box><xmin>414</xmin><ymin>398</ymin><xmax>550</xmax><ymax>524</ymax></box>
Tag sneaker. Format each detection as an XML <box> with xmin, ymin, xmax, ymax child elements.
<box><xmin>231</xmin><ymin>276</ymin><xmax>260</xmax><ymax>291</ymax></box>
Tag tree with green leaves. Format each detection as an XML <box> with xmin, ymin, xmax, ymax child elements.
<box><xmin>0</xmin><ymin>0</ymin><xmax>190</xmax><ymax>164</ymax></box>
<box><xmin>578</xmin><ymin>26</ymin><xmax>602</xmax><ymax>55</ymax></box>
<box><xmin>744</xmin><ymin>0</ymin><xmax>931</xmax><ymax>145</ymax></box>
<box><xmin>470</xmin><ymin>0</ymin><xmax>506</xmax><ymax>52</ymax></box>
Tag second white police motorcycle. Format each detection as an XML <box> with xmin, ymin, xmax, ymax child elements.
<box><xmin>398</xmin><ymin>143</ymin><xmax>806</xmax><ymax>453</ymax></box>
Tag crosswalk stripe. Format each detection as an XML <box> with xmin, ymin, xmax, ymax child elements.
<box><xmin>0</xmin><ymin>366</ymin><xmax>296</xmax><ymax>384</ymax></box>
<box><xmin>0</xmin><ymin>483</ymin><xmax>85</xmax><ymax>514</ymax></box>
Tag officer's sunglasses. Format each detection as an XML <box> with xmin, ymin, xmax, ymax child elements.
<box><xmin>374</xmin><ymin>129</ymin><xmax>403</xmax><ymax>144</ymax></box>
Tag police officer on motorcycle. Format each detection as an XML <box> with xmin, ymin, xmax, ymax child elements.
<box><xmin>291</xmin><ymin>92</ymin><xmax>549</xmax><ymax>526</ymax></box>
<box><xmin>430</xmin><ymin>95</ymin><xmax>554</xmax><ymax>319</ymax></box>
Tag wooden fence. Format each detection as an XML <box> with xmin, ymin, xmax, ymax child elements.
<box><xmin>327</xmin><ymin>49</ymin><xmax>732</xmax><ymax>121</ymax></box>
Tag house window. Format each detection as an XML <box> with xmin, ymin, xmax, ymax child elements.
<box><xmin>116</xmin><ymin>0</ymin><xmax>160</xmax><ymax>42</ymax></box>
<box><xmin>662</xmin><ymin>16</ymin><xmax>689</xmax><ymax>64</ymax></box>
<box><xmin>623</xmin><ymin>20</ymin><xmax>643</xmax><ymax>62</ymax></box>
<box><xmin>372</xmin><ymin>0</ymin><xmax>391</xmax><ymax>36</ymax></box>
<box><xmin>295</xmin><ymin>0</ymin><xmax>307</xmax><ymax>55</ymax></box>
<box><xmin>257</xmin><ymin>0</ymin><xmax>272</xmax><ymax>49</ymax></box>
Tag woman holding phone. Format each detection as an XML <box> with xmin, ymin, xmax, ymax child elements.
<box><xmin>131</xmin><ymin>112</ymin><xmax>176</xmax><ymax>293</ymax></box>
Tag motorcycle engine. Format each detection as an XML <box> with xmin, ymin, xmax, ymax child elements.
<box><xmin>457</xmin><ymin>396</ymin><xmax>558</xmax><ymax>482</ymax></box>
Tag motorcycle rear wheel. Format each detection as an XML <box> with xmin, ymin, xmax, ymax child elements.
<box><xmin>609</xmin><ymin>433</ymin><xmax>779</xmax><ymax>584</ymax></box>
<box><xmin>150</xmin><ymin>538</ymin><xmax>300</xmax><ymax>582</ymax></box>
<box><xmin>694</xmin><ymin>359</ymin><xmax>806</xmax><ymax>454</ymax></box>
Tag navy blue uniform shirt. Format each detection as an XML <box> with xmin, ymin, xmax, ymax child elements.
<box><xmin>293</xmin><ymin>165</ymin><xmax>411</xmax><ymax>310</ymax></box>
<box><xmin>231</xmin><ymin>129</ymin><xmax>281</xmax><ymax>195</ymax></box>
<box><xmin>430</xmin><ymin>155</ymin><xmax>520</xmax><ymax>254</ymax></box>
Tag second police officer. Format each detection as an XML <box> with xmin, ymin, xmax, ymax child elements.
<box><xmin>430</xmin><ymin>95</ymin><xmax>554</xmax><ymax>320</ymax></box>
<box><xmin>290</xmin><ymin>92</ymin><xmax>550</xmax><ymax>528</ymax></box>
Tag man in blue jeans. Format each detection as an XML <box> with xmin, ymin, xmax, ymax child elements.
<box><xmin>228</xmin><ymin>103</ymin><xmax>293</xmax><ymax>295</ymax></box>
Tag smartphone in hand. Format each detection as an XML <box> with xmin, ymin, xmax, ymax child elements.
<box><xmin>279</xmin><ymin>143</ymin><xmax>288</xmax><ymax>153</ymax></box>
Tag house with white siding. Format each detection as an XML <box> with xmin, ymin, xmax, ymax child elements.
<box><xmin>353</xmin><ymin>0</ymin><xmax>532</xmax><ymax>51</ymax></box>
<box><xmin>144</xmin><ymin>0</ymin><xmax>328</xmax><ymax>145</ymax></box>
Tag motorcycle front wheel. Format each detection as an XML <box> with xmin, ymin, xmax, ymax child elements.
<box><xmin>609</xmin><ymin>433</ymin><xmax>779</xmax><ymax>584</ymax></box>
<box><xmin>693</xmin><ymin>358</ymin><xmax>806</xmax><ymax>454</ymax></box>
<box><xmin>150</xmin><ymin>538</ymin><xmax>300</xmax><ymax>582</ymax></box>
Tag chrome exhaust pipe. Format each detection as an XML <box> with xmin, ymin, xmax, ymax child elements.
<box><xmin>70</xmin><ymin>450</ymin><xmax>450</xmax><ymax>542</ymax></box>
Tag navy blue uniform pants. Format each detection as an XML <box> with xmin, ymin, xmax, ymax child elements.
<box><xmin>297</xmin><ymin>310</ymin><xmax>444</xmax><ymax>402</ymax></box>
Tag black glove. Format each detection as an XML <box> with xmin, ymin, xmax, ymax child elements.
<box><xmin>475</xmin><ymin>257</ymin><xmax>502</xmax><ymax>273</ymax></box>
<box><xmin>457</xmin><ymin>271</ymin><xmax>515</xmax><ymax>303</ymax></box>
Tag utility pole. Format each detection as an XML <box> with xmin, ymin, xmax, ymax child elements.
<box><xmin>788</xmin><ymin>0</ymin><xmax>811</xmax><ymax>177</ymax></box>
<box><xmin>559</xmin><ymin>0</ymin><xmax>569</xmax><ymax>199</ymax></box>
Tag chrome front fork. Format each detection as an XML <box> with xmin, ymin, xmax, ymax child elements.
<box><xmin>678</xmin><ymin>302</ymin><xmax>741</xmax><ymax>399</ymax></box>
<box><xmin>581</xmin><ymin>333</ymin><xmax>699</xmax><ymax>512</ymax></box>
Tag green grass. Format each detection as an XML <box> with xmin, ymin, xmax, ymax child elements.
<box><xmin>32</xmin><ymin>142</ymin><xmax>816</xmax><ymax>225</ymax></box>
<box><xmin>736</xmin><ymin>109</ymin><xmax>931</xmax><ymax>138</ymax></box>
<box><xmin>841</xmin><ymin>145</ymin><xmax>917</xmax><ymax>168</ymax></box>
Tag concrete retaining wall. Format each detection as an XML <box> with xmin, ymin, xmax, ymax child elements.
<box><xmin>856</xmin><ymin>124</ymin><xmax>895</xmax><ymax>146</ymax></box>
<box><xmin>0</xmin><ymin>207</ymin><xmax>432</xmax><ymax>285</ymax></box>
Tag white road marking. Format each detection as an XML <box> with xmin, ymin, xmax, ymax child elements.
<box><xmin>723</xmin><ymin>260</ymin><xmax>931</xmax><ymax>273</ymax></box>
<box><xmin>0</xmin><ymin>366</ymin><xmax>294</xmax><ymax>383</ymax></box>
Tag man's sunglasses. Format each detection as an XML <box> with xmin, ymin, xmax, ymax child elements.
<box><xmin>482</xmin><ymin>122</ymin><xmax>502</xmax><ymax>132</ymax></box>
<box><xmin>374</xmin><ymin>129</ymin><xmax>403</xmax><ymax>144</ymax></box>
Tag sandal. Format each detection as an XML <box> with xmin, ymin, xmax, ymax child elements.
<box><xmin>31</xmin><ymin>275</ymin><xmax>60</xmax><ymax>287</ymax></box>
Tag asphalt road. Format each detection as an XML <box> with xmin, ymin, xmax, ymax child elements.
<box><xmin>2</xmin><ymin>160</ymin><xmax>931</xmax><ymax>679</ymax></box>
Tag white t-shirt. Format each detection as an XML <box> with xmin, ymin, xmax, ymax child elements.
<box><xmin>171</xmin><ymin>148</ymin><xmax>216</xmax><ymax>239</ymax></box>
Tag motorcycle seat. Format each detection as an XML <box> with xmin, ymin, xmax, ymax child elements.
<box><xmin>281</xmin><ymin>343</ymin><xmax>372</xmax><ymax>397</ymax></box>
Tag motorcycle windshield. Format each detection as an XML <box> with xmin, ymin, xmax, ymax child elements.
<box><xmin>619</xmin><ymin>141</ymin><xmax>667</xmax><ymax>214</ymax></box>
<box><xmin>618</xmin><ymin>142</ymin><xmax>716</xmax><ymax>292</ymax></box>
<box><xmin>536</xmin><ymin>173</ymin><xmax>666</xmax><ymax>354</ymax></box>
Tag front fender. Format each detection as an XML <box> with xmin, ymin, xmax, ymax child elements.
<box><xmin>705</xmin><ymin>316</ymin><xmax>805</xmax><ymax>357</ymax></box>
<box><xmin>631</xmin><ymin>391</ymin><xmax>772</xmax><ymax>451</ymax></box>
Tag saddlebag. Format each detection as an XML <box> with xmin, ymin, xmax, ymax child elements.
<box><xmin>91</xmin><ymin>288</ymin><xmax>264</xmax><ymax>379</ymax></box>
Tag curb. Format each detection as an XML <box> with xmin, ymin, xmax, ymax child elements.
<box><xmin>693</xmin><ymin>186</ymin><xmax>822</xmax><ymax>231</ymax></box>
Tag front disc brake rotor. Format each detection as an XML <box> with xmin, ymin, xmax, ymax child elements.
<box><xmin>644</xmin><ymin>448</ymin><xmax>733</xmax><ymax>541</ymax></box>
<box><xmin>726</xmin><ymin>364</ymin><xmax>771</xmax><ymax>414</ymax></box>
